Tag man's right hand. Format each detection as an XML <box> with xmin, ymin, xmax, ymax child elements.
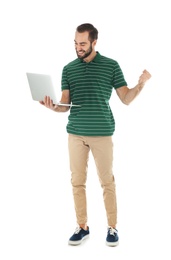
<box><xmin>39</xmin><ymin>96</ymin><xmax>58</xmax><ymax>111</ymax></box>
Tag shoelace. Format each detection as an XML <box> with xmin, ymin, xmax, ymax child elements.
<box><xmin>108</xmin><ymin>227</ymin><xmax>118</xmax><ymax>236</ymax></box>
<box><xmin>74</xmin><ymin>226</ymin><xmax>82</xmax><ymax>234</ymax></box>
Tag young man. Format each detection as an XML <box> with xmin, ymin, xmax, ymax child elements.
<box><xmin>40</xmin><ymin>23</ymin><xmax>151</xmax><ymax>246</ymax></box>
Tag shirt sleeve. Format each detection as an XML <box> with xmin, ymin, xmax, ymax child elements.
<box><xmin>113</xmin><ymin>61</ymin><xmax>128</xmax><ymax>89</ymax></box>
<box><xmin>61</xmin><ymin>66</ymin><xmax>70</xmax><ymax>91</ymax></box>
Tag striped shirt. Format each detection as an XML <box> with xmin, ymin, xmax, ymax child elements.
<box><xmin>61</xmin><ymin>52</ymin><xmax>127</xmax><ymax>136</ymax></box>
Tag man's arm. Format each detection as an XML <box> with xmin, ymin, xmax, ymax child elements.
<box><xmin>116</xmin><ymin>69</ymin><xmax>151</xmax><ymax>105</ymax></box>
<box><xmin>39</xmin><ymin>90</ymin><xmax>71</xmax><ymax>112</ymax></box>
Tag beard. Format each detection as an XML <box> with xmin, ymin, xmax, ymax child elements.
<box><xmin>76</xmin><ymin>44</ymin><xmax>93</xmax><ymax>59</ymax></box>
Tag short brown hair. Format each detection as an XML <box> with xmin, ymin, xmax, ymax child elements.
<box><xmin>76</xmin><ymin>23</ymin><xmax>98</xmax><ymax>42</ymax></box>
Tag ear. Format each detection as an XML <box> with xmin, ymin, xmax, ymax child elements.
<box><xmin>92</xmin><ymin>39</ymin><xmax>97</xmax><ymax>48</ymax></box>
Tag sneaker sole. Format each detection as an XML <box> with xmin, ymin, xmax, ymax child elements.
<box><xmin>68</xmin><ymin>234</ymin><xmax>89</xmax><ymax>246</ymax></box>
<box><xmin>106</xmin><ymin>240</ymin><xmax>119</xmax><ymax>247</ymax></box>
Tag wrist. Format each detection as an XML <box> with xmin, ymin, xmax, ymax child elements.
<box><xmin>137</xmin><ymin>82</ymin><xmax>145</xmax><ymax>90</ymax></box>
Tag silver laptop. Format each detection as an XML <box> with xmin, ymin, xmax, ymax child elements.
<box><xmin>26</xmin><ymin>72</ymin><xmax>81</xmax><ymax>107</ymax></box>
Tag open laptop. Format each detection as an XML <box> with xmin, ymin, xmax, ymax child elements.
<box><xmin>26</xmin><ymin>72</ymin><xmax>81</xmax><ymax>107</ymax></box>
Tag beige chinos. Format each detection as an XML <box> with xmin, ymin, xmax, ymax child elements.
<box><xmin>68</xmin><ymin>134</ymin><xmax>117</xmax><ymax>227</ymax></box>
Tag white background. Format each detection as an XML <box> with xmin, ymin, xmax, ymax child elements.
<box><xmin>0</xmin><ymin>0</ymin><xmax>171</xmax><ymax>259</ymax></box>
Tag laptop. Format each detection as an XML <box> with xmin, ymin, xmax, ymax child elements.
<box><xmin>26</xmin><ymin>72</ymin><xmax>81</xmax><ymax>107</ymax></box>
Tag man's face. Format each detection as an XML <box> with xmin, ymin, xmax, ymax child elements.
<box><xmin>74</xmin><ymin>31</ymin><xmax>94</xmax><ymax>59</ymax></box>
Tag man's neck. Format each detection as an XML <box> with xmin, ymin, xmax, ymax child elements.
<box><xmin>83</xmin><ymin>50</ymin><xmax>97</xmax><ymax>63</ymax></box>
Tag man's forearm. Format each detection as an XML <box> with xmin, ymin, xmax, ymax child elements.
<box><xmin>123</xmin><ymin>83</ymin><xmax>145</xmax><ymax>105</ymax></box>
<box><xmin>53</xmin><ymin>105</ymin><xmax>70</xmax><ymax>112</ymax></box>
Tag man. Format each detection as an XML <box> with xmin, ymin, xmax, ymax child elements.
<box><xmin>40</xmin><ymin>23</ymin><xmax>151</xmax><ymax>246</ymax></box>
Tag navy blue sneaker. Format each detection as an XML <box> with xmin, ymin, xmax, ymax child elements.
<box><xmin>106</xmin><ymin>227</ymin><xmax>119</xmax><ymax>246</ymax></box>
<box><xmin>68</xmin><ymin>226</ymin><xmax>90</xmax><ymax>245</ymax></box>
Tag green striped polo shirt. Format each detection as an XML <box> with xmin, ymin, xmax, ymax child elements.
<box><xmin>61</xmin><ymin>52</ymin><xmax>127</xmax><ymax>136</ymax></box>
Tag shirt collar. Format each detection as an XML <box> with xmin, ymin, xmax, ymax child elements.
<box><xmin>92</xmin><ymin>51</ymin><xmax>101</xmax><ymax>62</ymax></box>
